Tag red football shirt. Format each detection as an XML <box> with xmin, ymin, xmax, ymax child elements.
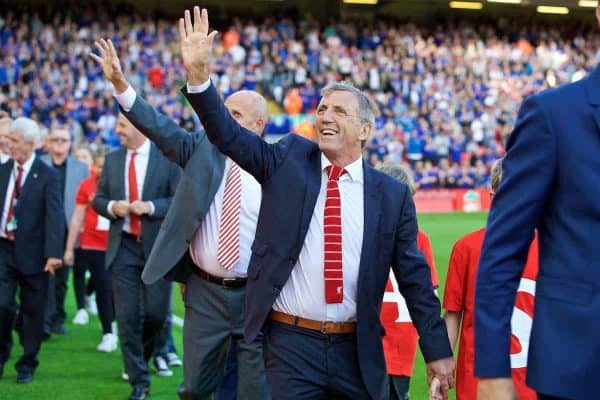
<box><xmin>75</xmin><ymin>175</ymin><xmax>109</xmax><ymax>251</ymax></box>
<box><xmin>381</xmin><ymin>229</ymin><xmax>439</xmax><ymax>376</ymax></box>
<box><xmin>443</xmin><ymin>228</ymin><xmax>538</xmax><ymax>400</ymax></box>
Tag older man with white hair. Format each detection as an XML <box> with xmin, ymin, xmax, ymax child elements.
<box><xmin>0</xmin><ymin>117</ymin><xmax>64</xmax><ymax>384</ymax></box>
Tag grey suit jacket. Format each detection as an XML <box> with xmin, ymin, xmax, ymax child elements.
<box><xmin>92</xmin><ymin>144</ymin><xmax>181</xmax><ymax>268</ymax></box>
<box><xmin>120</xmin><ymin>95</ymin><xmax>226</xmax><ymax>283</ymax></box>
<box><xmin>41</xmin><ymin>154</ymin><xmax>89</xmax><ymax>223</ymax></box>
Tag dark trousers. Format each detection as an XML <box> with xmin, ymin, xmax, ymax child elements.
<box><xmin>262</xmin><ymin>320</ymin><xmax>371</xmax><ymax>400</ymax></box>
<box><xmin>0</xmin><ymin>239</ymin><xmax>49</xmax><ymax>373</ymax></box>
<box><xmin>389</xmin><ymin>375</ymin><xmax>409</xmax><ymax>400</ymax></box>
<box><xmin>538</xmin><ymin>395</ymin><xmax>571</xmax><ymax>400</ymax></box>
<box><xmin>216</xmin><ymin>341</ymin><xmax>238</xmax><ymax>400</ymax></box>
<box><xmin>78</xmin><ymin>249</ymin><xmax>113</xmax><ymax>334</ymax></box>
<box><xmin>73</xmin><ymin>248</ymin><xmax>96</xmax><ymax>310</ymax></box>
<box><xmin>44</xmin><ymin>265</ymin><xmax>69</xmax><ymax>331</ymax></box>
<box><xmin>111</xmin><ymin>235</ymin><xmax>171</xmax><ymax>387</ymax></box>
<box><xmin>178</xmin><ymin>272</ymin><xmax>268</xmax><ymax>400</ymax></box>
<box><xmin>154</xmin><ymin>296</ymin><xmax>177</xmax><ymax>357</ymax></box>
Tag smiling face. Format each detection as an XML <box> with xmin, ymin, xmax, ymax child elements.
<box><xmin>314</xmin><ymin>90</ymin><xmax>371</xmax><ymax>167</ymax></box>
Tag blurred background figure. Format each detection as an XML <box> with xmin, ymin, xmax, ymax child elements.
<box><xmin>41</xmin><ymin>124</ymin><xmax>88</xmax><ymax>338</ymax></box>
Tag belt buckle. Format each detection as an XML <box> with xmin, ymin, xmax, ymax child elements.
<box><xmin>320</xmin><ymin>321</ymin><xmax>330</xmax><ymax>334</ymax></box>
<box><xmin>222</xmin><ymin>277</ymin><xmax>237</xmax><ymax>288</ymax></box>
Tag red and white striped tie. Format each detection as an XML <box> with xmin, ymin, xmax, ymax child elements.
<box><xmin>324</xmin><ymin>165</ymin><xmax>346</xmax><ymax>303</ymax></box>
<box><xmin>217</xmin><ymin>163</ymin><xmax>242</xmax><ymax>270</ymax></box>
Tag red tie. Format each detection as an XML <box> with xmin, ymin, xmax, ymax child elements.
<box><xmin>217</xmin><ymin>163</ymin><xmax>242</xmax><ymax>270</ymax></box>
<box><xmin>128</xmin><ymin>151</ymin><xmax>141</xmax><ymax>237</ymax></box>
<box><xmin>324</xmin><ymin>165</ymin><xmax>346</xmax><ymax>304</ymax></box>
<box><xmin>5</xmin><ymin>166</ymin><xmax>23</xmax><ymax>241</ymax></box>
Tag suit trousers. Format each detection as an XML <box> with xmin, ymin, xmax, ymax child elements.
<box><xmin>538</xmin><ymin>395</ymin><xmax>571</xmax><ymax>400</ymax></box>
<box><xmin>262</xmin><ymin>320</ymin><xmax>372</xmax><ymax>400</ymax></box>
<box><xmin>111</xmin><ymin>235</ymin><xmax>171</xmax><ymax>387</ymax></box>
<box><xmin>216</xmin><ymin>340</ymin><xmax>239</xmax><ymax>400</ymax></box>
<box><xmin>44</xmin><ymin>230</ymin><xmax>69</xmax><ymax>331</ymax></box>
<box><xmin>0</xmin><ymin>239</ymin><xmax>49</xmax><ymax>373</ymax></box>
<box><xmin>178</xmin><ymin>272</ymin><xmax>268</xmax><ymax>400</ymax></box>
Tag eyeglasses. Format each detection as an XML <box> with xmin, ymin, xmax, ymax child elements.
<box><xmin>50</xmin><ymin>138</ymin><xmax>71</xmax><ymax>144</ymax></box>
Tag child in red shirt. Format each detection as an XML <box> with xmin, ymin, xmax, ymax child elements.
<box><xmin>443</xmin><ymin>158</ymin><xmax>539</xmax><ymax>400</ymax></box>
<box><xmin>377</xmin><ymin>163</ymin><xmax>440</xmax><ymax>400</ymax></box>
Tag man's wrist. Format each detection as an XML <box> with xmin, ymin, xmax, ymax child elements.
<box><xmin>187</xmin><ymin>66</ymin><xmax>210</xmax><ymax>86</ymax></box>
<box><xmin>112</xmin><ymin>77</ymin><xmax>130</xmax><ymax>94</ymax></box>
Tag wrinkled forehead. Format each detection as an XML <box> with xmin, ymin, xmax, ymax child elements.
<box><xmin>318</xmin><ymin>91</ymin><xmax>360</xmax><ymax>113</ymax></box>
<box><xmin>50</xmin><ymin>128</ymin><xmax>71</xmax><ymax>140</ymax></box>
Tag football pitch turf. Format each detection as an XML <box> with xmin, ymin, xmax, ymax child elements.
<box><xmin>0</xmin><ymin>212</ymin><xmax>488</xmax><ymax>400</ymax></box>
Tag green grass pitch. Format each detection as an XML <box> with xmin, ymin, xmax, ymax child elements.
<box><xmin>0</xmin><ymin>212</ymin><xmax>488</xmax><ymax>399</ymax></box>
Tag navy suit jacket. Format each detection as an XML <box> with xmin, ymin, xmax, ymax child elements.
<box><xmin>184</xmin><ymin>84</ymin><xmax>451</xmax><ymax>400</ymax></box>
<box><xmin>92</xmin><ymin>144</ymin><xmax>181</xmax><ymax>268</ymax></box>
<box><xmin>0</xmin><ymin>157</ymin><xmax>64</xmax><ymax>275</ymax></box>
<box><xmin>475</xmin><ymin>66</ymin><xmax>600</xmax><ymax>399</ymax></box>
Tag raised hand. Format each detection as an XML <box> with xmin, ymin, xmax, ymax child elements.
<box><xmin>89</xmin><ymin>38</ymin><xmax>129</xmax><ymax>93</ymax></box>
<box><xmin>179</xmin><ymin>6</ymin><xmax>218</xmax><ymax>85</ymax></box>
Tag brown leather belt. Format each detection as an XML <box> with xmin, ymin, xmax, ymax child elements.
<box><xmin>194</xmin><ymin>268</ymin><xmax>247</xmax><ymax>289</ymax></box>
<box><xmin>268</xmin><ymin>310</ymin><xmax>356</xmax><ymax>334</ymax></box>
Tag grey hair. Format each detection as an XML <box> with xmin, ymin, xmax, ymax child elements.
<box><xmin>490</xmin><ymin>157</ymin><xmax>503</xmax><ymax>193</ymax></box>
<box><xmin>320</xmin><ymin>81</ymin><xmax>377</xmax><ymax>125</ymax></box>
<box><xmin>12</xmin><ymin>117</ymin><xmax>41</xmax><ymax>143</ymax></box>
<box><xmin>376</xmin><ymin>162</ymin><xmax>416</xmax><ymax>196</ymax></box>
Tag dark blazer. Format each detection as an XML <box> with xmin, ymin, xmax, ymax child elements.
<box><xmin>92</xmin><ymin>144</ymin><xmax>181</xmax><ymax>268</ymax></box>
<box><xmin>0</xmin><ymin>157</ymin><xmax>64</xmax><ymax>275</ymax></box>
<box><xmin>475</xmin><ymin>65</ymin><xmax>600</xmax><ymax>399</ymax></box>
<box><xmin>41</xmin><ymin>154</ymin><xmax>89</xmax><ymax>224</ymax></box>
<box><xmin>184</xmin><ymin>84</ymin><xmax>451</xmax><ymax>400</ymax></box>
<box><xmin>118</xmin><ymin>95</ymin><xmax>226</xmax><ymax>283</ymax></box>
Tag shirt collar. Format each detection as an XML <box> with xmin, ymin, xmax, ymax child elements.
<box><xmin>128</xmin><ymin>138</ymin><xmax>150</xmax><ymax>156</ymax></box>
<box><xmin>15</xmin><ymin>152</ymin><xmax>35</xmax><ymax>174</ymax></box>
<box><xmin>321</xmin><ymin>153</ymin><xmax>364</xmax><ymax>184</ymax></box>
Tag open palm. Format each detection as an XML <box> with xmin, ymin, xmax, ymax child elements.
<box><xmin>89</xmin><ymin>38</ymin><xmax>125</xmax><ymax>84</ymax></box>
<box><xmin>179</xmin><ymin>7</ymin><xmax>218</xmax><ymax>78</ymax></box>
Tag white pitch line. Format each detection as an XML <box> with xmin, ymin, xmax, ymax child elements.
<box><xmin>172</xmin><ymin>314</ymin><xmax>184</xmax><ymax>328</ymax></box>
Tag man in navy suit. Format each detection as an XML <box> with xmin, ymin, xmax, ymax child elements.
<box><xmin>0</xmin><ymin>117</ymin><xmax>64</xmax><ymax>384</ymax></box>
<box><xmin>93</xmin><ymin>115</ymin><xmax>181</xmax><ymax>400</ymax></box>
<box><xmin>474</xmin><ymin>7</ymin><xmax>600</xmax><ymax>400</ymax></box>
<box><xmin>178</xmin><ymin>8</ymin><xmax>455</xmax><ymax>400</ymax></box>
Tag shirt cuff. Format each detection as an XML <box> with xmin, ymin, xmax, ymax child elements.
<box><xmin>187</xmin><ymin>79</ymin><xmax>211</xmax><ymax>94</ymax></box>
<box><xmin>147</xmin><ymin>201</ymin><xmax>155</xmax><ymax>216</ymax></box>
<box><xmin>107</xmin><ymin>200</ymin><xmax>116</xmax><ymax>218</ymax></box>
<box><xmin>114</xmin><ymin>85</ymin><xmax>136</xmax><ymax>112</ymax></box>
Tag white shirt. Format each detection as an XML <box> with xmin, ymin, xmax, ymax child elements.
<box><xmin>116</xmin><ymin>85</ymin><xmax>262</xmax><ymax>277</ymax></box>
<box><xmin>187</xmin><ymin>81</ymin><xmax>365</xmax><ymax>320</ymax></box>
<box><xmin>273</xmin><ymin>155</ymin><xmax>365</xmax><ymax>322</ymax></box>
<box><xmin>190</xmin><ymin>159</ymin><xmax>261</xmax><ymax>278</ymax></box>
<box><xmin>0</xmin><ymin>152</ymin><xmax>9</xmax><ymax>164</ymax></box>
<box><xmin>106</xmin><ymin>138</ymin><xmax>152</xmax><ymax>234</ymax></box>
<box><xmin>0</xmin><ymin>153</ymin><xmax>36</xmax><ymax>238</ymax></box>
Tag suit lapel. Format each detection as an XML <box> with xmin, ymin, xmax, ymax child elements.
<box><xmin>19</xmin><ymin>158</ymin><xmax>41</xmax><ymax>207</ymax></box>
<box><xmin>116</xmin><ymin>149</ymin><xmax>126</xmax><ymax>199</ymax></box>
<box><xmin>65</xmin><ymin>156</ymin><xmax>75</xmax><ymax>200</ymax></box>
<box><xmin>297</xmin><ymin>147</ymin><xmax>322</xmax><ymax>250</ymax></box>
<box><xmin>585</xmin><ymin>65</ymin><xmax>600</xmax><ymax>133</ymax></box>
<box><xmin>0</xmin><ymin>160</ymin><xmax>13</xmax><ymax>215</ymax></box>
<box><xmin>142</xmin><ymin>144</ymin><xmax>158</xmax><ymax>200</ymax></box>
<box><xmin>357</xmin><ymin>163</ymin><xmax>382</xmax><ymax>291</ymax></box>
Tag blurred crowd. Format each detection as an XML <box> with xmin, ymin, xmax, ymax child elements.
<box><xmin>1</xmin><ymin>6</ymin><xmax>599</xmax><ymax>189</ymax></box>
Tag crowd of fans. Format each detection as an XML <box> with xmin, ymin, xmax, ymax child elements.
<box><xmin>1</xmin><ymin>6</ymin><xmax>599</xmax><ymax>189</ymax></box>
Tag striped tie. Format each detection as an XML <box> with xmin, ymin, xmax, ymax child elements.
<box><xmin>324</xmin><ymin>165</ymin><xmax>346</xmax><ymax>304</ymax></box>
<box><xmin>217</xmin><ymin>163</ymin><xmax>242</xmax><ymax>270</ymax></box>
